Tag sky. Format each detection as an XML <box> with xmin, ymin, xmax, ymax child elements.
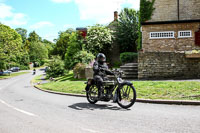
<box><xmin>0</xmin><ymin>0</ymin><xmax>140</xmax><ymax>42</ymax></box>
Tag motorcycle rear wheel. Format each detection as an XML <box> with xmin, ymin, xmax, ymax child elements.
<box><xmin>86</xmin><ymin>85</ymin><xmax>98</xmax><ymax>104</ymax></box>
<box><xmin>117</xmin><ymin>85</ymin><xmax>136</xmax><ymax>109</ymax></box>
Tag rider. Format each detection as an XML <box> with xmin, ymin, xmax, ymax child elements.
<box><xmin>93</xmin><ymin>53</ymin><xmax>114</xmax><ymax>99</ymax></box>
<box><xmin>33</xmin><ymin>68</ymin><xmax>36</xmax><ymax>75</ymax></box>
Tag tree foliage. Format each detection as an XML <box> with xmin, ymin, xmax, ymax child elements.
<box><xmin>52</xmin><ymin>30</ymin><xmax>72</xmax><ymax>59</ymax></box>
<box><xmin>46</xmin><ymin>56</ymin><xmax>67</xmax><ymax>78</ymax></box>
<box><xmin>29</xmin><ymin>41</ymin><xmax>48</xmax><ymax>65</ymax></box>
<box><xmin>64</xmin><ymin>32</ymin><xmax>84</xmax><ymax>69</ymax></box>
<box><xmin>28</xmin><ymin>31</ymin><xmax>41</xmax><ymax>42</ymax></box>
<box><xmin>0</xmin><ymin>24</ymin><xmax>23</xmax><ymax>70</ymax></box>
<box><xmin>15</xmin><ymin>28</ymin><xmax>27</xmax><ymax>43</ymax></box>
<box><xmin>86</xmin><ymin>24</ymin><xmax>114</xmax><ymax>55</ymax></box>
<box><xmin>115</xmin><ymin>8</ymin><xmax>139</xmax><ymax>53</ymax></box>
<box><xmin>42</xmin><ymin>39</ymin><xmax>55</xmax><ymax>57</ymax></box>
<box><xmin>0</xmin><ymin>23</ymin><xmax>55</xmax><ymax>70</ymax></box>
<box><xmin>140</xmin><ymin>0</ymin><xmax>155</xmax><ymax>23</ymax></box>
<box><xmin>73</xmin><ymin>50</ymin><xmax>95</xmax><ymax>65</ymax></box>
<box><xmin>138</xmin><ymin>0</ymin><xmax>155</xmax><ymax>50</ymax></box>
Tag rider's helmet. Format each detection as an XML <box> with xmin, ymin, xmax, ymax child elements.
<box><xmin>97</xmin><ymin>53</ymin><xmax>106</xmax><ymax>64</ymax></box>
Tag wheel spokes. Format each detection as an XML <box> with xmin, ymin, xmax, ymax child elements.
<box><xmin>119</xmin><ymin>85</ymin><xmax>134</xmax><ymax>105</ymax></box>
<box><xmin>89</xmin><ymin>86</ymin><xmax>98</xmax><ymax>100</ymax></box>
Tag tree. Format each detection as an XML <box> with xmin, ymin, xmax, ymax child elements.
<box><xmin>0</xmin><ymin>24</ymin><xmax>23</xmax><ymax>70</ymax></box>
<box><xmin>29</xmin><ymin>41</ymin><xmax>48</xmax><ymax>66</ymax></box>
<box><xmin>28</xmin><ymin>31</ymin><xmax>41</xmax><ymax>42</ymax></box>
<box><xmin>86</xmin><ymin>24</ymin><xmax>114</xmax><ymax>55</ymax></box>
<box><xmin>46</xmin><ymin>56</ymin><xmax>66</xmax><ymax>78</ymax></box>
<box><xmin>15</xmin><ymin>28</ymin><xmax>27</xmax><ymax>43</ymax></box>
<box><xmin>115</xmin><ymin>8</ymin><xmax>139</xmax><ymax>53</ymax></box>
<box><xmin>140</xmin><ymin>0</ymin><xmax>155</xmax><ymax>23</ymax></box>
<box><xmin>42</xmin><ymin>39</ymin><xmax>55</xmax><ymax>57</ymax></box>
<box><xmin>52</xmin><ymin>29</ymin><xmax>73</xmax><ymax>59</ymax></box>
<box><xmin>64</xmin><ymin>32</ymin><xmax>84</xmax><ymax>69</ymax></box>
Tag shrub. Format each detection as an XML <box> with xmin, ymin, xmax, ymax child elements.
<box><xmin>74</xmin><ymin>50</ymin><xmax>95</xmax><ymax>65</ymax></box>
<box><xmin>64</xmin><ymin>32</ymin><xmax>83</xmax><ymax>70</ymax></box>
<box><xmin>19</xmin><ymin>65</ymin><xmax>29</xmax><ymax>70</ymax></box>
<box><xmin>112</xmin><ymin>61</ymin><xmax>122</xmax><ymax>68</ymax></box>
<box><xmin>86</xmin><ymin>24</ymin><xmax>114</xmax><ymax>55</ymax></box>
<box><xmin>46</xmin><ymin>56</ymin><xmax>67</xmax><ymax>78</ymax></box>
<box><xmin>120</xmin><ymin>52</ymin><xmax>138</xmax><ymax>64</ymax></box>
<box><xmin>73</xmin><ymin>63</ymin><xmax>86</xmax><ymax>79</ymax></box>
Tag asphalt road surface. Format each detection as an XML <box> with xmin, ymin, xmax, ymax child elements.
<box><xmin>0</xmin><ymin>70</ymin><xmax>200</xmax><ymax>133</ymax></box>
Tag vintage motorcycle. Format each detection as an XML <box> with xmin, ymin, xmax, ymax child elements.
<box><xmin>85</xmin><ymin>70</ymin><xmax>136</xmax><ymax>109</ymax></box>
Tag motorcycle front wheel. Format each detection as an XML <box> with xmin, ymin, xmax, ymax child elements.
<box><xmin>86</xmin><ymin>85</ymin><xmax>98</xmax><ymax>104</ymax></box>
<box><xmin>117</xmin><ymin>84</ymin><xmax>136</xmax><ymax>109</ymax></box>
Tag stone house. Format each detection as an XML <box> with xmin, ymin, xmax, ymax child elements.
<box><xmin>139</xmin><ymin>0</ymin><xmax>200</xmax><ymax>79</ymax></box>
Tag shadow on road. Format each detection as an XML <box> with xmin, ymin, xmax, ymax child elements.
<box><xmin>68</xmin><ymin>102</ymin><xmax>130</xmax><ymax>111</ymax></box>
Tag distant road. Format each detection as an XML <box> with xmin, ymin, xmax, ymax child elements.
<box><xmin>0</xmin><ymin>70</ymin><xmax>200</xmax><ymax>133</ymax></box>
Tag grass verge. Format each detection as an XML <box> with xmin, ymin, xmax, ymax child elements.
<box><xmin>133</xmin><ymin>81</ymin><xmax>200</xmax><ymax>101</ymax></box>
<box><xmin>34</xmin><ymin>73</ymin><xmax>200</xmax><ymax>101</ymax></box>
<box><xmin>0</xmin><ymin>72</ymin><xmax>29</xmax><ymax>79</ymax></box>
<box><xmin>32</xmin><ymin>74</ymin><xmax>44</xmax><ymax>83</ymax></box>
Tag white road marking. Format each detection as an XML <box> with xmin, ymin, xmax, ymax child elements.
<box><xmin>81</xmin><ymin>128</ymin><xmax>99</xmax><ymax>133</ymax></box>
<box><xmin>0</xmin><ymin>99</ymin><xmax>37</xmax><ymax>117</ymax></box>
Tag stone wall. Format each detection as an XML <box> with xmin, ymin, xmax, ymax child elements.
<box><xmin>142</xmin><ymin>22</ymin><xmax>200</xmax><ymax>52</ymax></box>
<box><xmin>148</xmin><ymin>0</ymin><xmax>200</xmax><ymax>22</ymax></box>
<box><xmin>149</xmin><ymin>0</ymin><xmax>178</xmax><ymax>22</ymax></box>
<box><xmin>138</xmin><ymin>52</ymin><xmax>200</xmax><ymax>79</ymax></box>
<box><xmin>179</xmin><ymin>0</ymin><xmax>200</xmax><ymax>20</ymax></box>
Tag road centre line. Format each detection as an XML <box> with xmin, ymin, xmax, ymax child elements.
<box><xmin>0</xmin><ymin>99</ymin><xmax>37</xmax><ymax>117</ymax></box>
<box><xmin>81</xmin><ymin>127</ymin><xmax>99</xmax><ymax>133</ymax></box>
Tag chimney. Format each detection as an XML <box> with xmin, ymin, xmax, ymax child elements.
<box><xmin>114</xmin><ymin>11</ymin><xmax>118</xmax><ymax>21</ymax></box>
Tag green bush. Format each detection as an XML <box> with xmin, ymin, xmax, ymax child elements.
<box><xmin>46</xmin><ymin>56</ymin><xmax>67</xmax><ymax>78</ymax></box>
<box><xmin>86</xmin><ymin>24</ymin><xmax>114</xmax><ymax>55</ymax></box>
<box><xmin>73</xmin><ymin>63</ymin><xmax>86</xmax><ymax>79</ymax></box>
<box><xmin>64</xmin><ymin>32</ymin><xmax>83</xmax><ymax>70</ymax></box>
<box><xmin>120</xmin><ymin>52</ymin><xmax>138</xmax><ymax>63</ymax></box>
<box><xmin>112</xmin><ymin>61</ymin><xmax>122</xmax><ymax>68</ymax></box>
<box><xmin>19</xmin><ymin>65</ymin><xmax>29</xmax><ymax>70</ymax></box>
<box><xmin>74</xmin><ymin>50</ymin><xmax>95</xmax><ymax>65</ymax></box>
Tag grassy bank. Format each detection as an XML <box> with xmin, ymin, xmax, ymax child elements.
<box><xmin>133</xmin><ymin>81</ymin><xmax>200</xmax><ymax>100</ymax></box>
<box><xmin>0</xmin><ymin>72</ymin><xmax>29</xmax><ymax>79</ymax></box>
<box><xmin>35</xmin><ymin>73</ymin><xmax>200</xmax><ymax>101</ymax></box>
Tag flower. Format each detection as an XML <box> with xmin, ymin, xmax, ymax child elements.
<box><xmin>185</xmin><ymin>50</ymin><xmax>200</xmax><ymax>54</ymax></box>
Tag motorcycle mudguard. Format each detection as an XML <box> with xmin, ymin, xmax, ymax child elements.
<box><xmin>85</xmin><ymin>84</ymin><xmax>90</xmax><ymax>91</ymax></box>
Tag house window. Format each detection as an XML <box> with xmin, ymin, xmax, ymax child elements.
<box><xmin>150</xmin><ymin>31</ymin><xmax>175</xmax><ymax>39</ymax></box>
<box><xmin>178</xmin><ymin>30</ymin><xmax>192</xmax><ymax>38</ymax></box>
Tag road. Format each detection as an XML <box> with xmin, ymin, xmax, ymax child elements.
<box><xmin>0</xmin><ymin>70</ymin><xmax>200</xmax><ymax>133</ymax></box>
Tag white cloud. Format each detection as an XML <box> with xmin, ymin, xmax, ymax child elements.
<box><xmin>0</xmin><ymin>3</ymin><xmax>28</xmax><ymax>26</ymax></box>
<box><xmin>74</xmin><ymin>0</ymin><xmax>124</xmax><ymax>23</ymax></box>
<box><xmin>50</xmin><ymin>0</ymin><xmax>140</xmax><ymax>24</ymax></box>
<box><xmin>30</xmin><ymin>21</ymin><xmax>54</xmax><ymax>29</ymax></box>
<box><xmin>51</xmin><ymin>0</ymin><xmax>71</xmax><ymax>3</ymax></box>
<box><xmin>0</xmin><ymin>3</ymin><xmax>13</xmax><ymax>18</ymax></box>
<box><xmin>74</xmin><ymin>0</ymin><xmax>140</xmax><ymax>24</ymax></box>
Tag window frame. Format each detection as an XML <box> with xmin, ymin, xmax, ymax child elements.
<box><xmin>178</xmin><ymin>30</ymin><xmax>192</xmax><ymax>38</ymax></box>
<box><xmin>149</xmin><ymin>31</ymin><xmax>175</xmax><ymax>39</ymax></box>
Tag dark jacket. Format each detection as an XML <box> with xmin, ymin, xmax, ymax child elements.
<box><xmin>93</xmin><ymin>61</ymin><xmax>113</xmax><ymax>77</ymax></box>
